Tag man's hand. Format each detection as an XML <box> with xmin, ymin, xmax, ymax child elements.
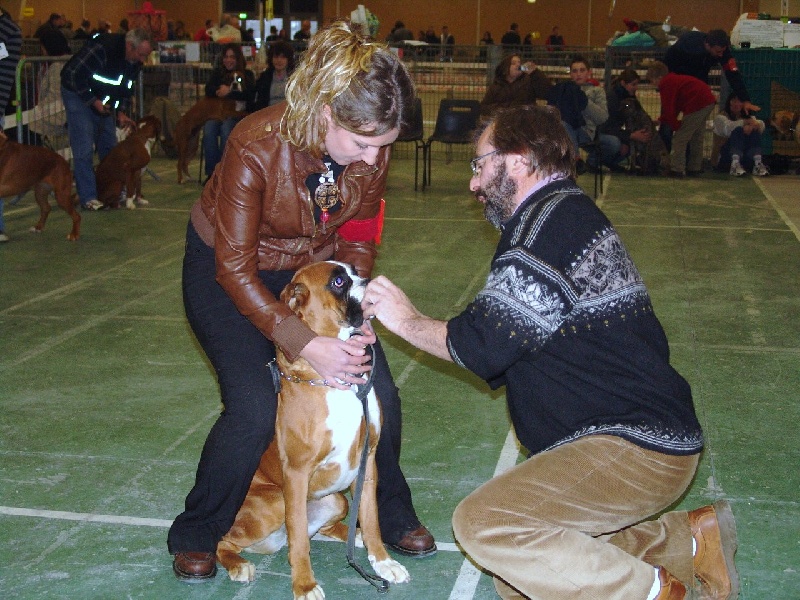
<box><xmin>742</xmin><ymin>101</ymin><xmax>761</xmax><ymax>114</ymax></box>
<box><xmin>363</xmin><ymin>276</ymin><xmax>452</xmax><ymax>362</ymax></box>
<box><xmin>117</xmin><ymin>111</ymin><xmax>135</xmax><ymax>129</ymax></box>
<box><xmin>362</xmin><ymin>276</ymin><xmax>420</xmax><ymax>336</ymax></box>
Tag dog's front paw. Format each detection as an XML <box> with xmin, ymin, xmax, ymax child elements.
<box><xmin>295</xmin><ymin>583</ymin><xmax>325</xmax><ymax>600</ymax></box>
<box><xmin>226</xmin><ymin>561</ymin><xmax>255</xmax><ymax>582</ymax></box>
<box><xmin>368</xmin><ymin>555</ymin><xmax>410</xmax><ymax>584</ymax></box>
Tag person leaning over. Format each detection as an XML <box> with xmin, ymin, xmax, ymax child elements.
<box><xmin>168</xmin><ymin>20</ymin><xmax>436</xmax><ymax>584</ymax></box>
<box><xmin>363</xmin><ymin>103</ymin><xmax>739</xmax><ymax>600</ymax></box>
<box><xmin>646</xmin><ymin>60</ymin><xmax>716</xmax><ymax>178</ymax></box>
<box><xmin>60</xmin><ymin>28</ymin><xmax>153</xmax><ymax>211</ymax></box>
<box><xmin>665</xmin><ymin>28</ymin><xmax>759</xmax><ymax>114</ymax></box>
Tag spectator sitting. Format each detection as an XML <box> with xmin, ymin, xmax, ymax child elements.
<box><xmin>603</xmin><ymin>69</ymin><xmax>653</xmax><ymax>171</ymax></box>
<box><xmin>480</xmin><ymin>53</ymin><xmax>551</xmax><ymax>118</ymax></box>
<box><xmin>546</xmin><ymin>55</ymin><xmax>617</xmax><ymax>174</ymax></box>
<box><xmin>202</xmin><ymin>43</ymin><xmax>254</xmax><ymax>182</ymax></box>
<box><xmin>249</xmin><ymin>40</ymin><xmax>295</xmax><ymax>113</ymax></box>
<box><xmin>713</xmin><ymin>92</ymin><xmax>768</xmax><ymax>177</ymax></box>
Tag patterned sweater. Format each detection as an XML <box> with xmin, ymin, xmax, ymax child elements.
<box><xmin>447</xmin><ymin>179</ymin><xmax>703</xmax><ymax>456</ymax></box>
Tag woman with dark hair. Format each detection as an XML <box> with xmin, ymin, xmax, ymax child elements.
<box><xmin>713</xmin><ymin>92</ymin><xmax>768</xmax><ymax>176</ymax></box>
<box><xmin>479</xmin><ymin>53</ymin><xmax>551</xmax><ymax>117</ymax></box>
<box><xmin>249</xmin><ymin>39</ymin><xmax>295</xmax><ymax>113</ymax></box>
<box><xmin>201</xmin><ymin>43</ymin><xmax>254</xmax><ymax>180</ymax></box>
<box><xmin>168</xmin><ymin>20</ymin><xmax>435</xmax><ymax>584</ymax></box>
<box><xmin>603</xmin><ymin>69</ymin><xmax>653</xmax><ymax>170</ymax></box>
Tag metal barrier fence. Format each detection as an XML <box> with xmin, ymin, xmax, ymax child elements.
<box><xmin>12</xmin><ymin>43</ymin><xmax>798</xmax><ymax>167</ymax></box>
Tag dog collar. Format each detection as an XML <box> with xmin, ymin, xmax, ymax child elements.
<box><xmin>266</xmin><ymin>349</ymin><xmax>375</xmax><ymax>396</ymax></box>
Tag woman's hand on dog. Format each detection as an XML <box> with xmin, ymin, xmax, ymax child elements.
<box><xmin>299</xmin><ymin>335</ymin><xmax>373</xmax><ymax>390</ymax></box>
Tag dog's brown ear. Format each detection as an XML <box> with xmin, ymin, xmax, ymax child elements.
<box><xmin>281</xmin><ymin>282</ymin><xmax>310</xmax><ymax>313</ymax></box>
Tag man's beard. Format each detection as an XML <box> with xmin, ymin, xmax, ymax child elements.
<box><xmin>478</xmin><ymin>163</ymin><xmax>518</xmax><ymax>229</ymax></box>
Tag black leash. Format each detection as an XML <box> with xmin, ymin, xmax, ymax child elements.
<box><xmin>345</xmin><ymin>341</ymin><xmax>389</xmax><ymax>593</ymax></box>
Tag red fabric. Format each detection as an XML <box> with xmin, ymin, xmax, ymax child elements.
<box><xmin>722</xmin><ymin>57</ymin><xmax>739</xmax><ymax>73</ymax></box>
<box><xmin>657</xmin><ymin>73</ymin><xmax>717</xmax><ymax>131</ymax></box>
<box><xmin>337</xmin><ymin>199</ymin><xmax>385</xmax><ymax>245</ymax></box>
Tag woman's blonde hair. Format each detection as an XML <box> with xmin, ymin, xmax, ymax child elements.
<box><xmin>282</xmin><ymin>20</ymin><xmax>415</xmax><ymax>157</ymax></box>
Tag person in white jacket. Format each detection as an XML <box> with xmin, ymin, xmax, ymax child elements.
<box><xmin>713</xmin><ymin>92</ymin><xmax>768</xmax><ymax>177</ymax></box>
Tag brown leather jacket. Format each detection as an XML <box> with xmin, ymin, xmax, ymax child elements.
<box><xmin>190</xmin><ymin>102</ymin><xmax>390</xmax><ymax>360</ymax></box>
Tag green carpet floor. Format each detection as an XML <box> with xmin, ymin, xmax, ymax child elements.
<box><xmin>1</xmin><ymin>153</ymin><xmax>798</xmax><ymax>599</ymax></box>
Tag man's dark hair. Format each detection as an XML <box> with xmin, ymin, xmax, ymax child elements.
<box><xmin>706</xmin><ymin>29</ymin><xmax>730</xmax><ymax>48</ymax></box>
<box><xmin>484</xmin><ymin>104</ymin><xmax>574</xmax><ymax>179</ymax></box>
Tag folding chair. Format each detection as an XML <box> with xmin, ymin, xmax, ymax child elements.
<box><xmin>423</xmin><ymin>99</ymin><xmax>481</xmax><ymax>190</ymax></box>
<box><xmin>579</xmin><ymin>133</ymin><xmax>604</xmax><ymax>199</ymax></box>
<box><xmin>394</xmin><ymin>97</ymin><xmax>425</xmax><ymax>190</ymax></box>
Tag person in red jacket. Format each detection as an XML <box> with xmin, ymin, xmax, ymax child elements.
<box><xmin>646</xmin><ymin>61</ymin><xmax>716</xmax><ymax>177</ymax></box>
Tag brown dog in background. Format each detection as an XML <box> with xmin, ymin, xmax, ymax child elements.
<box><xmin>170</xmin><ymin>97</ymin><xmax>247</xmax><ymax>183</ymax></box>
<box><xmin>0</xmin><ymin>131</ymin><xmax>80</xmax><ymax>240</ymax></box>
<box><xmin>95</xmin><ymin>115</ymin><xmax>161</xmax><ymax>209</ymax></box>
<box><xmin>770</xmin><ymin>110</ymin><xmax>800</xmax><ymax>144</ymax></box>
<box><xmin>216</xmin><ymin>261</ymin><xmax>410</xmax><ymax>598</ymax></box>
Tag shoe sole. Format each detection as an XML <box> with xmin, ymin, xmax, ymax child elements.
<box><xmin>172</xmin><ymin>561</ymin><xmax>217</xmax><ymax>583</ymax></box>
<box><xmin>712</xmin><ymin>500</ymin><xmax>740</xmax><ymax>600</ymax></box>
<box><xmin>385</xmin><ymin>542</ymin><xmax>438</xmax><ymax>558</ymax></box>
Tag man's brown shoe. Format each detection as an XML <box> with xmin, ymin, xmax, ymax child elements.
<box><xmin>689</xmin><ymin>500</ymin><xmax>739</xmax><ymax>599</ymax></box>
<box><xmin>386</xmin><ymin>525</ymin><xmax>437</xmax><ymax>557</ymax></box>
<box><xmin>656</xmin><ymin>567</ymin><xmax>687</xmax><ymax>599</ymax></box>
<box><xmin>172</xmin><ymin>551</ymin><xmax>217</xmax><ymax>582</ymax></box>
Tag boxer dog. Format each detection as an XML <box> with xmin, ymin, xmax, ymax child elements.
<box><xmin>620</xmin><ymin>97</ymin><xmax>668</xmax><ymax>175</ymax></box>
<box><xmin>216</xmin><ymin>261</ymin><xmax>410</xmax><ymax>599</ymax></box>
<box><xmin>770</xmin><ymin>110</ymin><xmax>799</xmax><ymax>145</ymax></box>
<box><xmin>169</xmin><ymin>97</ymin><xmax>248</xmax><ymax>183</ymax></box>
<box><xmin>0</xmin><ymin>131</ymin><xmax>80</xmax><ymax>240</ymax></box>
<box><xmin>95</xmin><ymin>115</ymin><xmax>161</xmax><ymax>209</ymax></box>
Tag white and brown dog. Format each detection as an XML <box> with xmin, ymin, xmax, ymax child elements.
<box><xmin>216</xmin><ymin>261</ymin><xmax>410</xmax><ymax>599</ymax></box>
<box><xmin>95</xmin><ymin>115</ymin><xmax>161</xmax><ymax>209</ymax></box>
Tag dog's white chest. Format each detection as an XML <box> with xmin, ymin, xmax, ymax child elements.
<box><xmin>313</xmin><ymin>388</ymin><xmax>380</xmax><ymax>498</ymax></box>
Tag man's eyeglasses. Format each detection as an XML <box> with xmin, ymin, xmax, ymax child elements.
<box><xmin>470</xmin><ymin>149</ymin><xmax>501</xmax><ymax>176</ymax></box>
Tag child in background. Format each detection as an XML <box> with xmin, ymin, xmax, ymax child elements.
<box><xmin>646</xmin><ymin>60</ymin><xmax>716</xmax><ymax>177</ymax></box>
<box><xmin>713</xmin><ymin>92</ymin><xmax>768</xmax><ymax>177</ymax></box>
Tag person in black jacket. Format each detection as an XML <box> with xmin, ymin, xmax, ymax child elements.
<box><xmin>201</xmin><ymin>43</ymin><xmax>254</xmax><ymax>181</ymax></box>
<box><xmin>248</xmin><ymin>40</ymin><xmax>294</xmax><ymax>113</ymax></box>
<box><xmin>60</xmin><ymin>28</ymin><xmax>152</xmax><ymax>210</ymax></box>
<box><xmin>664</xmin><ymin>29</ymin><xmax>760</xmax><ymax>114</ymax></box>
<box><xmin>363</xmin><ymin>103</ymin><xmax>738</xmax><ymax>600</ymax></box>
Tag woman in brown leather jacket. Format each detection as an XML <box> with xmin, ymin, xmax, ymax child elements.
<box><xmin>168</xmin><ymin>21</ymin><xmax>436</xmax><ymax>583</ymax></box>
